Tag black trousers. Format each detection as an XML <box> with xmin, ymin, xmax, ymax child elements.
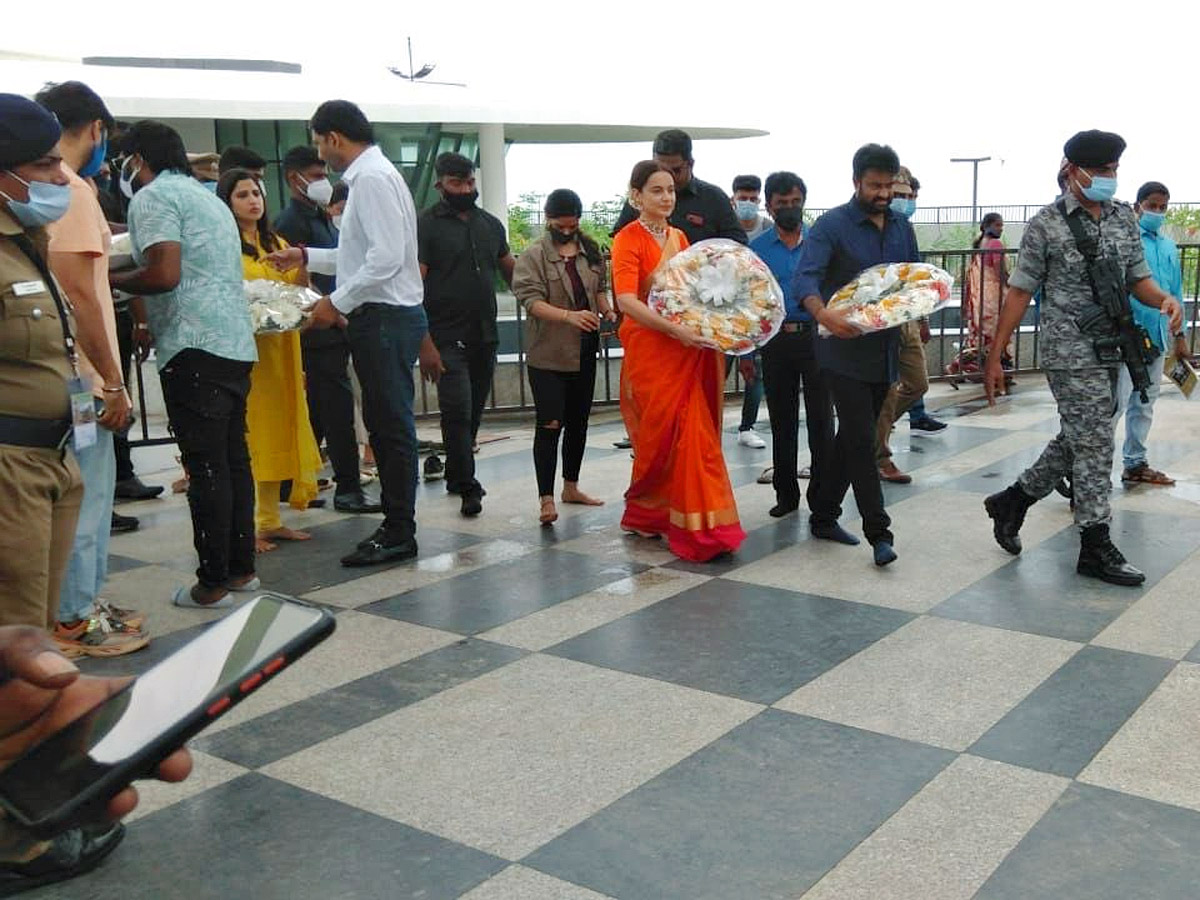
<box><xmin>761</xmin><ymin>327</ymin><xmax>835</xmax><ymax>512</ymax></box>
<box><xmin>159</xmin><ymin>350</ymin><xmax>255</xmax><ymax>589</ymax></box>
<box><xmin>301</xmin><ymin>339</ymin><xmax>360</xmax><ymax>492</ymax></box>
<box><xmin>347</xmin><ymin>304</ymin><xmax>426</xmax><ymax>542</ymax></box>
<box><xmin>436</xmin><ymin>340</ymin><xmax>497</xmax><ymax>496</ymax></box>
<box><xmin>113</xmin><ymin>306</ymin><xmax>136</xmax><ymax>482</ymax></box>
<box><xmin>812</xmin><ymin>371</ymin><xmax>894</xmax><ymax>545</ymax></box>
<box><xmin>528</xmin><ymin>333</ymin><xmax>599</xmax><ymax>496</ymax></box>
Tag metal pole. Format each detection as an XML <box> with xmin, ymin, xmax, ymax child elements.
<box><xmin>951</xmin><ymin>156</ymin><xmax>991</xmax><ymax>225</ymax></box>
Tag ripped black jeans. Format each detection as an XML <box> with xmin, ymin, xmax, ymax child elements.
<box><xmin>160</xmin><ymin>349</ymin><xmax>255</xmax><ymax>589</ymax></box>
<box><xmin>528</xmin><ymin>333</ymin><xmax>599</xmax><ymax>497</ymax></box>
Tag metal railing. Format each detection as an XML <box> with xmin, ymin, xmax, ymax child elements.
<box><xmin>126</xmin><ymin>245</ymin><xmax>1200</xmax><ymax>447</ymax></box>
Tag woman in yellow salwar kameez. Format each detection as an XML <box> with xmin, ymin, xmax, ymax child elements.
<box><xmin>218</xmin><ymin>169</ymin><xmax>322</xmax><ymax>552</ymax></box>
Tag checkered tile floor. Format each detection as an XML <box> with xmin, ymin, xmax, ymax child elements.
<box><xmin>34</xmin><ymin>377</ymin><xmax>1200</xmax><ymax>900</ymax></box>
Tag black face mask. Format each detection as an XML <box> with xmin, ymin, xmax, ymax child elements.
<box><xmin>443</xmin><ymin>190</ymin><xmax>478</xmax><ymax>212</ymax></box>
<box><xmin>773</xmin><ymin>207</ymin><xmax>804</xmax><ymax>232</ymax></box>
<box><xmin>548</xmin><ymin>227</ymin><xmax>578</xmax><ymax>245</ymax></box>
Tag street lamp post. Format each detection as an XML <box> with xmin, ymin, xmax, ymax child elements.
<box><xmin>950</xmin><ymin>156</ymin><xmax>991</xmax><ymax>224</ymax></box>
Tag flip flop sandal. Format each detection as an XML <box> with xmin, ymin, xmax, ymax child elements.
<box><xmin>1123</xmin><ymin>465</ymin><xmax>1175</xmax><ymax>485</ymax></box>
<box><xmin>173</xmin><ymin>585</ymin><xmax>233</xmax><ymax>609</ymax></box>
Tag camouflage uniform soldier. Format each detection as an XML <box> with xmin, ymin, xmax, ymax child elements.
<box><xmin>981</xmin><ymin>130</ymin><xmax>1184</xmax><ymax>586</ymax></box>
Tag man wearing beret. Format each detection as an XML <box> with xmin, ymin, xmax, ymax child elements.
<box><xmin>0</xmin><ymin>94</ymin><xmax>87</xmax><ymax>632</ymax></box>
<box><xmin>982</xmin><ymin>130</ymin><xmax>1184</xmax><ymax>585</ymax></box>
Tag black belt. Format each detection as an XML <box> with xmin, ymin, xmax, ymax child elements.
<box><xmin>0</xmin><ymin>414</ymin><xmax>72</xmax><ymax>450</ymax></box>
<box><xmin>780</xmin><ymin>321</ymin><xmax>814</xmax><ymax>333</ymax></box>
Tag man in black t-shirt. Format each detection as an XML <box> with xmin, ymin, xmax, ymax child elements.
<box><xmin>417</xmin><ymin>153</ymin><xmax>516</xmax><ymax>516</ymax></box>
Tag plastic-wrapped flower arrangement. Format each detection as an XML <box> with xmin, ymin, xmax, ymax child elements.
<box><xmin>648</xmin><ymin>239</ymin><xmax>785</xmax><ymax>355</ymax></box>
<box><xmin>244</xmin><ymin>280</ymin><xmax>321</xmax><ymax>333</ymax></box>
<box><xmin>820</xmin><ymin>262</ymin><xmax>954</xmax><ymax>336</ymax></box>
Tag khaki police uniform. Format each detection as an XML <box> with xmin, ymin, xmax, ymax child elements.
<box><xmin>0</xmin><ymin>206</ymin><xmax>83</xmax><ymax>628</ymax></box>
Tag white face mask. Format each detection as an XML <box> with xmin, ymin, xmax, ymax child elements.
<box><xmin>300</xmin><ymin>175</ymin><xmax>333</xmax><ymax>207</ymax></box>
<box><xmin>119</xmin><ymin>158</ymin><xmax>142</xmax><ymax>200</ymax></box>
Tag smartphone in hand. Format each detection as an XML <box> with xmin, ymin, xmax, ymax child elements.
<box><xmin>0</xmin><ymin>593</ymin><xmax>335</xmax><ymax>838</ymax></box>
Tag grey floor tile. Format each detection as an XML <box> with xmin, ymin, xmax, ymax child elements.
<box><xmin>969</xmin><ymin>645</ymin><xmax>1173</xmax><ymax>777</ymax></box>
<box><xmin>26</xmin><ymin>774</ymin><xmax>505</xmax><ymax>900</ymax></box>
<box><xmin>1186</xmin><ymin>640</ymin><xmax>1200</xmax><ymax>664</ymax></box>
<box><xmin>195</xmin><ymin>639</ymin><xmax>526</xmax><ymax>769</ymax></box>
<box><xmin>941</xmin><ymin>443</ymin><xmax>1051</xmax><ymax>495</ymax></box>
<box><xmin>932</xmin><ymin>509</ymin><xmax>1200</xmax><ymax>642</ymax></box>
<box><xmin>547</xmin><ymin>578</ymin><xmax>912</xmax><ymax>704</ymax></box>
<box><xmin>663</xmin><ymin>517</ymin><xmax>808</xmax><ymax>576</ymax></box>
<box><xmin>974</xmin><ymin>782</ymin><xmax>1200</xmax><ymax>900</ymax></box>
<box><xmin>253</xmin><ymin>517</ymin><xmax>483</xmax><ymax>596</ymax></box>
<box><xmin>524</xmin><ymin>711</ymin><xmax>953</xmax><ymax>900</ymax></box>
<box><xmin>105</xmin><ymin>553</ymin><xmax>150</xmax><ymax>574</ymax></box>
<box><xmin>359</xmin><ymin>550</ymin><xmax>649</xmax><ymax>634</ymax></box>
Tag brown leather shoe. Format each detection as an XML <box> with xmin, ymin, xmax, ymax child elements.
<box><xmin>879</xmin><ymin>461</ymin><xmax>913</xmax><ymax>484</ymax></box>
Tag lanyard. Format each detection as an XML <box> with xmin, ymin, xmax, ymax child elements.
<box><xmin>9</xmin><ymin>232</ymin><xmax>81</xmax><ymax>377</ymax></box>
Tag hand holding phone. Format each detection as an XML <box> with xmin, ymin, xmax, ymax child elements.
<box><xmin>0</xmin><ymin>627</ymin><xmax>193</xmax><ymax>857</ymax></box>
<box><xmin>0</xmin><ymin>594</ymin><xmax>334</xmax><ymax>840</ymax></box>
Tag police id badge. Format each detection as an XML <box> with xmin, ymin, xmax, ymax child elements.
<box><xmin>68</xmin><ymin>377</ymin><xmax>97</xmax><ymax>451</ymax></box>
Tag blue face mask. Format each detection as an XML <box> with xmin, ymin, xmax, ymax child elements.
<box><xmin>890</xmin><ymin>197</ymin><xmax>916</xmax><ymax>219</ymax></box>
<box><xmin>1139</xmin><ymin>210</ymin><xmax>1166</xmax><ymax>233</ymax></box>
<box><xmin>79</xmin><ymin>133</ymin><xmax>107</xmax><ymax>179</ymax></box>
<box><xmin>734</xmin><ymin>200</ymin><xmax>758</xmax><ymax>221</ymax></box>
<box><xmin>1079</xmin><ymin>172</ymin><xmax>1118</xmax><ymax>203</ymax></box>
<box><xmin>0</xmin><ymin>171</ymin><xmax>73</xmax><ymax>227</ymax></box>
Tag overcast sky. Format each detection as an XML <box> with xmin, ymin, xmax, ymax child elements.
<box><xmin>13</xmin><ymin>0</ymin><xmax>1200</xmax><ymax>214</ymax></box>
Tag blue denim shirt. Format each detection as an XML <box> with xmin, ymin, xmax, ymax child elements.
<box><xmin>1131</xmin><ymin>225</ymin><xmax>1180</xmax><ymax>351</ymax></box>
<box><xmin>750</xmin><ymin>224</ymin><xmax>811</xmax><ymax>322</ymax></box>
<box><xmin>793</xmin><ymin>198</ymin><xmax>922</xmax><ymax>383</ymax></box>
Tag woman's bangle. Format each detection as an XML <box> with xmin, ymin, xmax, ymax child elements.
<box><xmin>102</xmin><ymin>383</ymin><xmax>126</xmax><ymax>394</ymax></box>
<box><xmin>134</xmin><ymin>323</ymin><xmax>149</xmax><ymax>332</ymax></box>
<box><xmin>562</xmin><ymin>308</ymin><xmax>571</xmax><ymax>322</ymax></box>
<box><xmin>300</xmin><ymin>246</ymin><xmax>309</xmax><ymax>265</ymax></box>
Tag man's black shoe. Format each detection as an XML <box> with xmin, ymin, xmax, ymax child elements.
<box><xmin>810</xmin><ymin>522</ymin><xmax>861</xmax><ymax>546</ymax></box>
<box><xmin>423</xmin><ymin>455</ymin><xmax>445</xmax><ymax>481</ymax></box>
<box><xmin>873</xmin><ymin>541</ymin><xmax>898</xmax><ymax>567</ymax></box>
<box><xmin>910</xmin><ymin>416</ymin><xmax>948</xmax><ymax>432</ymax></box>
<box><xmin>461</xmin><ymin>492</ymin><xmax>483</xmax><ymax>517</ymax></box>
<box><xmin>613</xmin><ymin>437</ymin><xmax>632</xmax><ymax>449</ymax></box>
<box><xmin>984</xmin><ymin>483</ymin><xmax>1036</xmax><ymax>555</ymax></box>
<box><xmin>341</xmin><ymin>537</ymin><xmax>418</xmax><ymax>567</ymax></box>
<box><xmin>356</xmin><ymin>526</ymin><xmax>387</xmax><ymax>549</ymax></box>
<box><xmin>769</xmin><ymin>500</ymin><xmax>799</xmax><ymax>518</ymax></box>
<box><xmin>334</xmin><ymin>492</ymin><xmax>383</xmax><ymax>514</ymax></box>
<box><xmin>110</xmin><ymin>511</ymin><xmax>139</xmax><ymax>534</ymax></box>
<box><xmin>0</xmin><ymin>823</ymin><xmax>125</xmax><ymax>896</ymax></box>
<box><xmin>1077</xmin><ymin>524</ymin><xmax>1145</xmax><ymax>586</ymax></box>
<box><xmin>113</xmin><ymin>477</ymin><xmax>164</xmax><ymax>501</ymax></box>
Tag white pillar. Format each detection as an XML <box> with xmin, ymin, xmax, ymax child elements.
<box><xmin>478</xmin><ymin>123</ymin><xmax>507</xmax><ymax>234</ymax></box>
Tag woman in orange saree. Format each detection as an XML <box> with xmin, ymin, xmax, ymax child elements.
<box><xmin>611</xmin><ymin>161</ymin><xmax>745</xmax><ymax>562</ymax></box>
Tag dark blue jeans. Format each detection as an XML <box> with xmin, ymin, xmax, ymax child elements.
<box><xmin>346</xmin><ymin>304</ymin><xmax>427</xmax><ymax>541</ymax></box>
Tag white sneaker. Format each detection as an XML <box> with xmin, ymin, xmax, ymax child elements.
<box><xmin>738</xmin><ymin>429</ymin><xmax>767</xmax><ymax>449</ymax></box>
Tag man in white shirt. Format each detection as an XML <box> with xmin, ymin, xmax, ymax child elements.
<box><xmin>270</xmin><ymin>100</ymin><xmax>430</xmax><ymax>567</ymax></box>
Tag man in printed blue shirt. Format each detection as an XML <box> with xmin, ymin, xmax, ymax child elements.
<box><xmin>793</xmin><ymin>144</ymin><xmax>921</xmax><ymax>567</ymax></box>
<box><xmin>1114</xmin><ymin>181</ymin><xmax>1188</xmax><ymax>486</ymax></box>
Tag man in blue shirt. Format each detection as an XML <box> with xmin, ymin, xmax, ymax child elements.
<box><xmin>794</xmin><ymin>144</ymin><xmax>921</xmax><ymax>566</ymax></box>
<box><xmin>1114</xmin><ymin>181</ymin><xmax>1188</xmax><ymax>486</ymax></box>
<box><xmin>751</xmin><ymin>171</ymin><xmax>829</xmax><ymax>519</ymax></box>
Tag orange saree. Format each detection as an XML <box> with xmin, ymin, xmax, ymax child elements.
<box><xmin>612</xmin><ymin>222</ymin><xmax>745</xmax><ymax>562</ymax></box>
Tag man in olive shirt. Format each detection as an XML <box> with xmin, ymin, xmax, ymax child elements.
<box><xmin>417</xmin><ymin>152</ymin><xmax>516</xmax><ymax>517</ymax></box>
<box><xmin>0</xmin><ymin>95</ymin><xmax>84</xmax><ymax>629</ymax></box>
<box><xmin>611</xmin><ymin>129</ymin><xmax>747</xmax><ymax>245</ymax></box>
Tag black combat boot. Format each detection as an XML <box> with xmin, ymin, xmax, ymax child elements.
<box><xmin>983</xmin><ymin>483</ymin><xmax>1037</xmax><ymax>555</ymax></box>
<box><xmin>1077</xmin><ymin>524</ymin><xmax>1146</xmax><ymax>586</ymax></box>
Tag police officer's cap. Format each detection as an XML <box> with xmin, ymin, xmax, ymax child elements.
<box><xmin>0</xmin><ymin>94</ymin><xmax>62</xmax><ymax>170</ymax></box>
<box><xmin>1063</xmin><ymin>130</ymin><xmax>1126</xmax><ymax>168</ymax></box>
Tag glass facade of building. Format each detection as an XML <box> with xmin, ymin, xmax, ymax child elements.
<box><xmin>212</xmin><ymin>119</ymin><xmax>478</xmax><ymax>217</ymax></box>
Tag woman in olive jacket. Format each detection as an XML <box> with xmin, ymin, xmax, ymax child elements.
<box><xmin>512</xmin><ymin>189</ymin><xmax>616</xmax><ymax>525</ymax></box>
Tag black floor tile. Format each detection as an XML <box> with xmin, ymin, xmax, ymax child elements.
<box><xmin>663</xmin><ymin>517</ymin><xmax>808</xmax><ymax>576</ymax></box>
<box><xmin>933</xmin><ymin>509</ymin><xmax>1200</xmax><ymax>642</ymax></box>
<box><xmin>359</xmin><ymin>549</ymin><xmax>648</xmax><ymax>634</ymax></box>
<box><xmin>969</xmin><ymin>645</ymin><xmax>1173</xmax><ymax>777</ymax></box>
<box><xmin>547</xmin><ymin>579</ymin><xmax>913</xmax><ymax>704</ymax></box>
<box><xmin>974</xmin><ymin>782</ymin><xmax>1200</xmax><ymax>900</ymax></box>
<box><xmin>524</xmin><ymin>711</ymin><xmax>953</xmax><ymax>900</ymax></box>
<box><xmin>25</xmin><ymin>774</ymin><xmax>505</xmax><ymax>900</ymax></box>
<box><xmin>105</xmin><ymin>554</ymin><xmax>150</xmax><ymax>574</ymax></box>
<box><xmin>76</xmin><ymin>620</ymin><xmax>212</xmax><ymax>679</ymax></box>
<box><xmin>194</xmin><ymin>639</ymin><xmax>526</xmax><ymax>769</ymax></box>
<box><xmin>252</xmin><ymin>518</ymin><xmax>482</xmax><ymax>596</ymax></box>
